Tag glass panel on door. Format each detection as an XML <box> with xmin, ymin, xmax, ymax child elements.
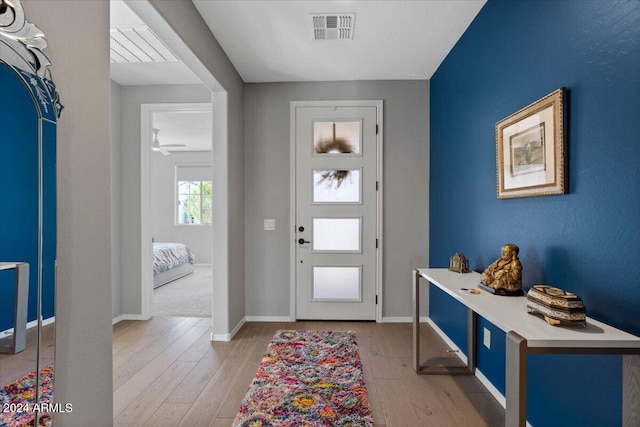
<box><xmin>312</xmin><ymin>218</ymin><xmax>361</xmax><ymax>251</ymax></box>
<box><xmin>312</xmin><ymin>266</ymin><xmax>361</xmax><ymax>300</ymax></box>
<box><xmin>313</xmin><ymin>121</ymin><xmax>361</xmax><ymax>154</ymax></box>
<box><xmin>313</xmin><ymin>169</ymin><xmax>361</xmax><ymax>203</ymax></box>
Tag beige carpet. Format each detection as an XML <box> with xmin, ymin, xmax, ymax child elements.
<box><xmin>152</xmin><ymin>265</ymin><xmax>213</xmax><ymax>317</ymax></box>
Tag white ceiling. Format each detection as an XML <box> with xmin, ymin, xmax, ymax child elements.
<box><xmin>111</xmin><ymin>0</ymin><xmax>485</xmax><ymax>152</ymax></box>
<box><xmin>193</xmin><ymin>0</ymin><xmax>486</xmax><ymax>82</ymax></box>
<box><xmin>111</xmin><ymin>0</ymin><xmax>486</xmax><ymax>85</ymax></box>
<box><xmin>109</xmin><ymin>0</ymin><xmax>202</xmax><ymax>86</ymax></box>
<box><xmin>152</xmin><ymin>110</ymin><xmax>212</xmax><ymax>152</ymax></box>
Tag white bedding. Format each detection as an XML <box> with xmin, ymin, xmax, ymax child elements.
<box><xmin>152</xmin><ymin>243</ymin><xmax>195</xmax><ymax>288</ymax></box>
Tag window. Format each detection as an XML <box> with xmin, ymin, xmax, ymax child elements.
<box><xmin>176</xmin><ymin>164</ymin><xmax>212</xmax><ymax>225</ymax></box>
<box><xmin>177</xmin><ymin>180</ymin><xmax>211</xmax><ymax>224</ymax></box>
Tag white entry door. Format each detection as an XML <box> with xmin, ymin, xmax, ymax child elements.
<box><xmin>293</xmin><ymin>102</ymin><xmax>381</xmax><ymax>320</ymax></box>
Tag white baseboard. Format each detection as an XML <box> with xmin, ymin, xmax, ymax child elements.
<box><xmin>425</xmin><ymin>317</ymin><xmax>468</xmax><ymax>365</ymax></box>
<box><xmin>193</xmin><ymin>263</ymin><xmax>212</xmax><ymax>267</ymax></box>
<box><xmin>212</xmin><ymin>316</ymin><xmax>246</xmax><ymax>342</ymax></box>
<box><xmin>245</xmin><ymin>316</ymin><xmax>295</xmax><ymax>322</ymax></box>
<box><xmin>112</xmin><ymin>314</ymin><xmax>148</xmax><ymax>325</ymax></box>
<box><xmin>426</xmin><ymin>319</ymin><xmax>533</xmax><ymax>426</ymax></box>
<box><xmin>381</xmin><ymin>316</ymin><xmax>411</xmax><ymax>323</ymax></box>
<box><xmin>1</xmin><ymin>316</ymin><xmax>55</xmax><ymax>338</ymax></box>
<box><xmin>475</xmin><ymin>368</ymin><xmax>506</xmax><ymax>407</ymax></box>
<box><xmin>381</xmin><ymin>316</ymin><xmax>431</xmax><ymax>323</ymax></box>
<box><xmin>474</xmin><ymin>369</ymin><xmax>533</xmax><ymax>427</ymax></box>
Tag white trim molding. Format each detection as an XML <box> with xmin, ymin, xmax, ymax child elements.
<box><xmin>245</xmin><ymin>316</ymin><xmax>295</xmax><ymax>322</ymax></box>
<box><xmin>112</xmin><ymin>314</ymin><xmax>147</xmax><ymax>325</ymax></box>
<box><xmin>212</xmin><ymin>316</ymin><xmax>245</xmax><ymax>342</ymax></box>
<box><xmin>0</xmin><ymin>316</ymin><xmax>56</xmax><ymax>337</ymax></box>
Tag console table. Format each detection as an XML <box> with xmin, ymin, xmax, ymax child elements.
<box><xmin>0</xmin><ymin>262</ymin><xmax>29</xmax><ymax>354</ymax></box>
<box><xmin>413</xmin><ymin>268</ymin><xmax>640</xmax><ymax>427</ymax></box>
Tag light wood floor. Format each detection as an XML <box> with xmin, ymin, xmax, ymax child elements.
<box><xmin>0</xmin><ymin>322</ymin><xmax>55</xmax><ymax>387</ymax></box>
<box><xmin>113</xmin><ymin>317</ymin><xmax>504</xmax><ymax>426</ymax></box>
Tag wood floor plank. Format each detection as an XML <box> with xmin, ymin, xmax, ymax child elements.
<box><xmin>466</xmin><ymin>391</ymin><xmax>505</xmax><ymax>427</ymax></box>
<box><xmin>131</xmin><ymin>318</ymin><xmax>203</xmax><ymax>362</ymax></box>
<box><xmin>375</xmin><ymin>378</ymin><xmax>422</xmax><ymax>426</ymax></box>
<box><xmin>113</xmin><ymin>325</ymin><xmax>209</xmax><ymax>416</ymax></box>
<box><xmin>113</xmin><ymin>317</ymin><xmax>188</xmax><ymax>350</ymax></box>
<box><xmin>398</xmin><ymin>359</ymin><xmax>459</xmax><ymax>426</ymax></box>
<box><xmin>429</xmin><ymin>375</ymin><xmax>498</xmax><ymax>427</ymax></box>
<box><xmin>215</xmin><ymin>338</ymin><xmax>267</xmax><ymax>419</ymax></box>
<box><xmin>111</xmin><ymin>319</ymin><xmax>504</xmax><ymax>426</ymax></box>
<box><xmin>113</xmin><ymin>317</ymin><xmax>202</xmax><ymax>371</ymax></box>
<box><xmin>113</xmin><ymin>359</ymin><xmax>149</xmax><ymax>391</ymax></box>
<box><xmin>0</xmin><ymin>323</ymin><xmax>54</xmax><ymax>385</ymax></box>
<box><xmin>177</xmin><ymin>344</ymin><xmax>256</xmax><ymax>427</ymax></box>
<box><xmin>165</xmin><ymin>345</ymin><xmax>235</xmax><ymax>404</ymax></box>
<box><xmin>377</xmin><ymin>324</ymin><xmax>414</xmax><ymax>358</ymax></box>
<box><xmin>210</xmin><ymin>418</ymin><xmax>234</xmax><ymax>427</ymax></box>
<box><xmin>359</xmin><ymin>343</ymin><xmax>386</xmax><ymax>424</ymax></box>
<box><xmin>113</xmin><ymin>333</ymin><xmax>160</xmax><ymax>370</ymax></box>
<box><xmin>177</xmin><ymin>327</ymin><xmax>214</xmax><ymax>362</ymax></box>
<box><xmin>115</xmin><ymin>360</ymin><xmax>197</xmax><ymax>427</ymax></box>
<box><xmin>141</xmin><ymin>403</ymin><xmax>192</xmax><ymax>427</ymax></box>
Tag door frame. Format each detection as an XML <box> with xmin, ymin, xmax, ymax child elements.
<box><xmin>289</xmin><ymin>100</ymin><xmax>384</xmax><ymax>322</ymax></box>
<box><xmin>140</xmin><ymin>102</ymin><xmax>213</xmax><ymax>320</ymax></box>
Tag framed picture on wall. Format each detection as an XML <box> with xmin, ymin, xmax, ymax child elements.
<box><xmin>495</xmin><ymin>88</ymin><xmax>567</xmax><ymax>199</ymax></box>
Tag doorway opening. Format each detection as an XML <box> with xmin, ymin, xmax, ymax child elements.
<box><xmin>143</xmin><ymin>104</ymin><xmax>213</xmax><ymax>319</ymax></box>
<box><xmin>111</xmin><ymin>0</ymin><xmax>231</xmax><ymax>338</ymax></box>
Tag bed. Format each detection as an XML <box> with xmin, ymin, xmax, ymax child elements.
<box><xmin>153</xmin><ymin>242</ymin><xmax>195</xmax><ymax>289</ymax></box>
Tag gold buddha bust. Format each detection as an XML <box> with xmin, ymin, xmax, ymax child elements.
<box><xmin>480</xmin><ymin>243</ymin><xmax>523</xmax><ymax>296</ymax></box>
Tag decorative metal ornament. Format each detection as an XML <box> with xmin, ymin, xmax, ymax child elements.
<box><xmin>449</xmin><ymin>253</ymin><xmax>470</xmax><ymax>273</ymax></box>
<box><xmin>0</xmin><ymin>0</ymin><xmax>63</xmax><ymax>118</ymax></box>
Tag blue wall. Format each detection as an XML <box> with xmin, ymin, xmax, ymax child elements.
<box><xmin>429</xmin><ymin>1</ymin><xmax>638</xmax><ymax>426</ymax></box>
<box><xmin>0</xmin><ymin>63</ymin><xmax>57</xmax><ymax>331</ymax></box>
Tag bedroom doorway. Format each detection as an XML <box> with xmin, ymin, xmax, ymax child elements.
<box><xmin>142</xmin><ymin>104</ymin><xmax>214</xmax><ymax>319</ymax></box>
<box><xmin>116</xmin><ymin>0</ymin><xmax>232</xmax><ymax>339</ymax></box>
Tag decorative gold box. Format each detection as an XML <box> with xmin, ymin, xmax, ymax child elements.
<box><xmin>526</xmin><ymin>285</ymin><xmax>586</xmax><ymax>326</ymax></box>
<box><xmin>449</xmin><ymin>253</ymin><xmax>470</xmax><ymax>273</ymax></box>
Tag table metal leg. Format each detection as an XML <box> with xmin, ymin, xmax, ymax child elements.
<box><xmin>13</xmin><ymin>262</ymin><xmax>29</xmax><ymax>353</ymax></box>
<box><xmin>413</xmin><ymin>269</ymin><xmax>420</xmax><ymax>373</ymax></box>
<box><xmin>0</xmin><ymin>263</ymin><xmax>29</xmax><ymax>354</ymax></box>
<box><xmin>506</xmin><ymin>331</ymin><xmax>528</xmax><ymax>427</ymax></box>
<box><xmin>414</xmin><ymin>269</ymin><xmax>476</xmax><ymax>375</ymax></box>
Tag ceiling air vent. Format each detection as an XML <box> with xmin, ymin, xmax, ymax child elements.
<box><xmin>311</xmin><ymin>13</ymin><xmax>355</xmax><ymax>41</ymax></box>
<box><xmin>110</xmin><ymin>26</ymin><xmax>178</xmax><ymax>63</ymax></box>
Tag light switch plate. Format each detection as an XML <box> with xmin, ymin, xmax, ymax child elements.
<box><xmin>483</xmin><ymin>327</ymin><xmax>491</xmax><ymax>349</ymax></box>
<box><xmin>264</xmin><ymin>219</ymin><xmax>276</xmax><ymax>231</ymax></box>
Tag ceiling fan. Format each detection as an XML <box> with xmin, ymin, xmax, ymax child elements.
<box><xmin>152</xmin><ymin>128</ymin><xmax>185</xmax><ymax>155</ymax></box>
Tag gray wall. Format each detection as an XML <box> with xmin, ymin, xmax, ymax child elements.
<box><xmin>150</xmin><ymin>151</ymin><xmax>213</xmax><ymax>263</ymax></box>
<box><xmin>141</xmin><ymin>0</ymin><xmax>246</xmax><ymax>334</ymax></box>
<box><xmin>112</xmin><ymin>80</ymin><xmax>123</xmax><ymax>319</ymax></box>
<box><xmin>119</xmin><ymin>84</ymin><xmax>211</xmax><ymax>315</ymax></box>
<box><xmin>244</xmin><ymin>81</ymin><xmax>430</xmax><ymax>318</ymax></box>
<box><xmin>23</xmin><ymin>1</ymin><xmax>114</xmax><ymax>425</ymax></box>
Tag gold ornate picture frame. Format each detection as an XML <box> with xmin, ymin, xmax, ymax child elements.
<box><xmin>496</xmin><ymin>88</ymin><xmax>566</xmax><ymax>199</ymax></box>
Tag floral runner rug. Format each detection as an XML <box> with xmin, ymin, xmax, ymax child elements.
<box><xmin>233</xmin><ymin>330</ymin><xmax>373</xmax><ymax>427</ymax></box>
<box><xmin>0</xmin><ymin>366</ymin><xmax>53</xmax><ymax>427</ymax></box>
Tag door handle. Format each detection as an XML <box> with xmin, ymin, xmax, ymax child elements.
<box><xmin>298</xmin><ymin>238</ymin><xmax>310</xmax><ymax>244</ymax></box>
